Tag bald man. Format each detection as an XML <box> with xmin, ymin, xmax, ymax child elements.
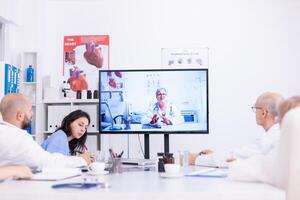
<box><xmin>191</xmin><ymin>92</ymin><xmax>284</xmax><ymax>167</ymax></box>
<box><xmin>228</xmin><ymin>96</ymin><xmax>300</xmax><ymax>199</ymax></box>
<box><xmin>0</xmin><ymin>93</ymin><xmax>93</xmax><ymax>168</ymax></box>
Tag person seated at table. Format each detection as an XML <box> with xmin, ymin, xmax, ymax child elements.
<box><xmin>143</xmin><ymin>87</ymin><xmax>184</xmax><ymax>126</ymax></box>
<box><xmin>0</xmin><ymin>165</ymin><xmax>33</xmax><ymax>180</ymax></box>
<box><xmin>189</xmin><ymin>92</ymin><xmax>284</xmax><ymax>166</ymax></box>
<box><xmin>42</xmin><ymin>110</ymin><xmax>93</xmax><ymax>157</ymax></box>
<box><xmin>228</xmin><ymin>96</ymin><xmax>300</xmax><ymax>199</ymax></box>
<box><xmin>0</xmin><ymin>93</ymin><xmax>92</xmax><ymax>168</ymax></box>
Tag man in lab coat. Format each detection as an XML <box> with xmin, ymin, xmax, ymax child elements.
<box><xmin>191</xmin><ymin>92</ymin><xmax>284</xmax><ymax>167</ymax></box>
<box><xmin>0</xmin><ymin>93</ymin><xmax>94</xmax><ymax>168</ymax></box>
<box><xmin>228</xmin><ymin>96</ymin><xmax>300</xmax><ymax>200</ymax></box>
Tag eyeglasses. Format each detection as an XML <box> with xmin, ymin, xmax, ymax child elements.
<box><xmin>156</xmin><ymin>93</ymin><xmax>167</xmax><ymax>96</ymax></box>
<box><xmin>251</xmin><ymin>106</ymin><xmax>263</xmax><ymax>113</ymax></box>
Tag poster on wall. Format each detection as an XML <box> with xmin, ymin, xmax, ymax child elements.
<box><xmin>161</xmin><ymin>48</ymin><xmax>209</xmax><ymax>68</ymax></box>
<box><xmin>63</xmin><ymin>35</ymin><xmax>109</xmax><ymax>91</ymax></box>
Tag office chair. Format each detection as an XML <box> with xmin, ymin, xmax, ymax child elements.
<box><xmin>113</xmin><ymin>115</ymin><xmax>125</xmax><ymax>124</ymax></box>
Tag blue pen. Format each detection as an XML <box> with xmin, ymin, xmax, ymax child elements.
<box><xmin>52</xmin><ymin>182</ymin><xmax>110</xmax><ymax>189</ymax></box>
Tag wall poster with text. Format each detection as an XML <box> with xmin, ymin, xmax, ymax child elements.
<box><xmin>161</xmin><ymin>48</ymin><xmax>209</xmax><ymax>68</ymax></box>
<box><xmin>63</xmin><ymin>35</ymin><xmax>110</xmax><ymax>91</ymax></box>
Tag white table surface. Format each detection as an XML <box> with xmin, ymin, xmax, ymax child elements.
<box><xmin>0</xmin><ymin>168</ymin><xmax>285</xmax><ymax>200</ymax></box>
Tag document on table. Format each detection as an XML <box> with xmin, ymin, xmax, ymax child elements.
<box><xmin>31</xmin><ymin>168</ymin><xmax>82</xmax><ymax>181</ymax></box>
<box><xmin>185</xmin><ymin>168</ymin><xmax>228</xmax><ymax>178</ymax></box>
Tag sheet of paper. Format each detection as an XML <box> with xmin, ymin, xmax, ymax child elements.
<box><xmin>185</xmin><ymin>168</ymin><xmax>227</xmax><ymax>178</ymax></box>
<box><xmin>31</xmin><ymin>168</ymin><xmax>82</xmax><ymax>181</ymax></box>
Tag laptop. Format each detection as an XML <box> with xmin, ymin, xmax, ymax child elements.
<box><xmin>122</xmin><ymin>158</ymin><xmax>156</xmax><ymax>166</ymax></box>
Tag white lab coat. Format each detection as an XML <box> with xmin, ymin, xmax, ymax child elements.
<box><xmin>0</xmin><ymin>121</ymin><xmax>86</xmax><ymax>168</ymax></box>
<box><xmin>228</xmin><ymin>107</ymin><xmax>300</xmax><ymax>200</ymax></box>
<box><xmin>143</xmin><ymin>102</ymin><xmax>184</xmax><ymax>125</ymax></box>
<box><xmin>231</xmin><ymin>123</ymin><xmax>280</xmax><ymax>159</ymax></box>
<box><xmin>195</xmin><ymin>124</ymin><xmax>280</xmax><ymax>167</ymax></box>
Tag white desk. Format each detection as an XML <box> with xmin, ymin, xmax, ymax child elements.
<box><xmin>0</xmin><ymin>168</ymin><xmax>284</xmax><ymax>200</ymax></box>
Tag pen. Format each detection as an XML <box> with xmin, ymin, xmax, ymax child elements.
<box><xmin>52</xmin><ymin>183</ymin><xmax>103</xmax><ymax>189</ymax></box>
<box><xmin>118</xmin><ymin>151</ymin><xmax>124</xmax><ymax>158</ymax></box>
<box><xmin>109</xmin><ymin>148</ymin><xmax>115</xmax><ymax>158</ymax></box>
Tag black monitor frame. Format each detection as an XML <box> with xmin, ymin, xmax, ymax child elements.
<box><xmin>99</xmin><ymin>68</ymin><xmax>209</xmax><ymax>135</ymax></box>
<box><xmin>99</xmin><ymin>68</ymin><xmax>209</xmax><ymax>158</ymax></box>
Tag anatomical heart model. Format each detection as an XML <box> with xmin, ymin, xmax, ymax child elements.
<box><xmin>63</xmin><ymin>35</ymin><xmax>109</xmax><ymax>91</ymax></box>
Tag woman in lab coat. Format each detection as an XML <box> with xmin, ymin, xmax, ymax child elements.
<box><xmin>144</xmin><ymin>88</ymin><xmax>184</xmax><ymax>126</ymax></box>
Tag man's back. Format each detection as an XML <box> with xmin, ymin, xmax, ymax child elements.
<box><xmin>0</xmin><ymin>121</ymin><xmax>86</xmax><ymax>168</ymax></box>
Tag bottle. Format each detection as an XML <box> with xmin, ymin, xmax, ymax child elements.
<box><xmin>93</xmin><ymin>90</ymin><xmax>98</xmax><ymax>99</ymax></box>
<box><xmin>157</xmin><ymin>153</ymin><xmax>165</xmax><ymax>172</ymax></box>
<box><xmin>62</xmin><ymin>81</ymin><xmax>70</xmax><ymax>98</ymax></box>
<box><xmin>26</xmin><ymin>65</ymin><xmax>34</xmax><ymax>82</ymax></box>
<box><xmin>87</xmin><ymin>90</ymin><xmax>92</xmax><ymax>99</ymax></box>
<box><xmin>164</xmin><ymin>153</ymin><xmax>175</xmax><ymax>164</ymax></box>
<box><xmin>158</xmin><ymin>158</ymin><xmax>165</xmax><ymax>173</ymax></box>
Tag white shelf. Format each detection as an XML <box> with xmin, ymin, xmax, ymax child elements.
<box><xmin>43</xmin><ymin>99</ymin><xmax>99</xmax><ymax>104</ymax></box>
<box><xmin>21</xmin><ymin>52</ymin><xmax>38</xmax><ymax>137</ymax></box>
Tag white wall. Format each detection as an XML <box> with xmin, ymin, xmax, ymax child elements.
<box><xmin>40</xmin><ymin>0</ymin><xmax>300</xmax><ymax>158</ymax></box>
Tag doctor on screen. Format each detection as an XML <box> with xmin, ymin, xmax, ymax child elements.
<box><xmin>144</xmin><ymin>88</ymin><xmax>184</xmax><ymax>126</ymax></box>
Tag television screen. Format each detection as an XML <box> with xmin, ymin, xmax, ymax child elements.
<box><xmin>99</xmin><ymin>68</ymin><xmax>208</xmax><ymax>134</ymax></box>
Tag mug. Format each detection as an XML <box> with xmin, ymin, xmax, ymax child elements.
<box><xmin>88</xmin><ymin>162</ymin><xmax>105</xmax><ymax>174</ymax></box>
<box><xmin>164</xmin><ymin>164</ymin><xmax>181</xmax><ymax>174</ymax></box>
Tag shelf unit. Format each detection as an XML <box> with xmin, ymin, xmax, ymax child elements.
<box><xmin>43</xmin><ymin>98</ymin><xmax>100</xmax><ymax>150</ymax></box>
<box><xmin>20</xmin><ymin>52</ymin><xmax>37</xmax><ymax>137</ymax></box>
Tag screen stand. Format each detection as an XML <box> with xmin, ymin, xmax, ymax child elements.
<box><xmin>144</xmin><ymin>134</ymin><xmax>150</xmax><ymax>159</ymax></box>
<box><xmin>144</xmin><ymin>133</ymin><xmax>170</xmax><ymax>159</ymax></box>
<box><xmin>164</xmin><ymin>134</ymin><xmax>169</xmax><ymax>154</ymax></box>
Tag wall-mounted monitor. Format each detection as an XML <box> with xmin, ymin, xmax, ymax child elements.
<box><xmin>99</xmin><ymin>68</ymin><xmax>208</xmax><ymax>134</ymax></box>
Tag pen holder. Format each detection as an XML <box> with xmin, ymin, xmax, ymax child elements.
<box><xmin>108</xmin><ymin>157</ymin><xmax>122</xmax><ymax>174</ymax></box>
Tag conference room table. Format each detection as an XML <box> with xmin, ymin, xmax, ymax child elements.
<box><xmin>0</xmin><ymin>166</ymin><xmax>285</xmax><ymax>200</ymax></box>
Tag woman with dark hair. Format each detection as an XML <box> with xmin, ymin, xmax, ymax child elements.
<box><xmin>42</xmin><ymin>110</ymin><xmax>91</xmax><ymax>156</ymax></box>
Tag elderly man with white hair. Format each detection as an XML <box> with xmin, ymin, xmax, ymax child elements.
<box><xmin>189</xmin><ymin>92</ymin><xmax>284</xmax><ymax>167</ymax></box>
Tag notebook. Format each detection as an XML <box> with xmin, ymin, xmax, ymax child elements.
<box><xmin>31</xmin><ymin>168</ymin><xmax>82</xmax><ymax>181</ymax></box>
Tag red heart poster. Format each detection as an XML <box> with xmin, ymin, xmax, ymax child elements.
<box><xmin>63</xmin><ymin>35</ymin><xmax>109</xmax><ymax>91</ymax></box>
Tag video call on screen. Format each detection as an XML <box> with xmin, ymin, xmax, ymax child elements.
<box><xmin>99</xmin><ymin>69</ymin><xmax>208</xmax><ymax>134</ymax></box>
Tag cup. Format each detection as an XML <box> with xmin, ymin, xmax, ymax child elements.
<box><xmin>88</xmin><ymin>162</ymin><xmax>105</xmax><ymax>174</ymax></box>
<box><xmin>182</xmin><ymin>150</ymin><xmax>189</xmax><ymax>167</ymax></box>
<box><xmin>93</xmin><ymin>150</ymin><xmax>105</xmax><ymax>162</ymax></box>
<box><xmin>108</xmin><ymin>157</ymin><xmax>122</xmax><ymax>173</ymax></box>
<box><xmin>164</xmin><ymin>164</ymin><xmax>181</xmax><ymax>174</ymax></box>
